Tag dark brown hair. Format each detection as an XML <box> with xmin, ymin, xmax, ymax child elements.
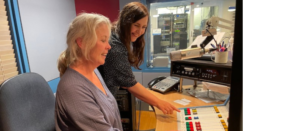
<box><xmin>112</xmin><ymin>2</ymin><xmax>149</xmax><ymax>70</ymax></box>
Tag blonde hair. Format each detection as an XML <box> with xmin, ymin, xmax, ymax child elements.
<box><xmin>58</xmin><ymin>13</ymin><xmax>111</xmax><ymax>76</ymax></box>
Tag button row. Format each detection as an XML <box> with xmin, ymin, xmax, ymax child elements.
<box><xmin>185</xmin><ymin>116</ymin><xmax>199</xmax><ymax>120</ymax></box>
<box><xmin>184</xmin><ymin>108</ymin><xmax>198</xmax><ymax>115</ymax></box>
<box><xmin>220</xmin><ymin>119</ymin><xmax>228</xmax><ymax>130</ymax></box>
<box><xmin>185</xmin><ymin>122</ymin><xmax>201</xmax><ymax>131</ymax></box>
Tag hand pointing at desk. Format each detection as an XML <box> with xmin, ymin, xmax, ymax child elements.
<box><xmin>155</xmin><ymin>99</ymin><xmax>181</xmax><ymax>114</ymax></box>
<box><xmin>126</xmin><ymin>83</ymin><xmax>180</xmax><ymax>115</ymax></box>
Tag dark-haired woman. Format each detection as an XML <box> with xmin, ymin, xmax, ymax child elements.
<box><xmin>99</xmin><ymin>2</ymin><xmax>179</xmax><ymax>115</ymax></box>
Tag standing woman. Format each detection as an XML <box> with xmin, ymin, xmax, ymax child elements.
<box><xmin>55</xmin><ymin>13</ymin><xmax>122</xmax><ymax>131</ymax></box>
<box><xmin>99</xmin><ymin>2</ymin><xmax>179</xmax><ymax>114</ymax></box>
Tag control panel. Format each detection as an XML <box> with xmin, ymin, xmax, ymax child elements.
<box><xmin>171</xmin><ymin>59</ymin><xmax>232</xmax><ymax>85</ymax></box>
<box><xmin>177</xmin><ymin>105</ymin><xmax>229</xmax><ymax>131</ymax></box>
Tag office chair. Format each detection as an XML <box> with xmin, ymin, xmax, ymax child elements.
<box><xmin>0</xmin><ymin>73</ymin><xmax>55</xmax><ymax>131</ymax></box>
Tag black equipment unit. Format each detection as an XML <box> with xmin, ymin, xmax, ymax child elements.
<box><xmin>170</xmin><ymin>59</ymin><xmax>232</xmax><ymax>86</ymax></box>
<box><xmin>116</xmin><ymin>89</ymin><xmax>136</xmax><ymax>131</ymax></box>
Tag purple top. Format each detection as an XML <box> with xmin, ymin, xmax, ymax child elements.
<box><xmin>55</xmin><ymin>68</ymin><xmax>122</xmax><ymax>131</ymax></box>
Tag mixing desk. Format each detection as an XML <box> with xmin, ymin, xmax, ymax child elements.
<box><xmin>176</xmin><ymin>104</ymin><xmax>229</xmax><ymax>131</ymax></box>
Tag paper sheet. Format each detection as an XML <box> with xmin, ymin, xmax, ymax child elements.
<box><xmin>174</xmin><ymin>99</ymin><xmax>192</xmax><ymax>106</ymax></box>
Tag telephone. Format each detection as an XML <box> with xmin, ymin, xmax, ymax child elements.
<box><xmin>148</xmin><ymin>76</ymin><xmax>180</xmax><ymax>94</ymax></box>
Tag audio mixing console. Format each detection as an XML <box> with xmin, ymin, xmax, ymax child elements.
<box><xmin>176</xmin><ymin>103</ymin><xmax>229</xmax><ymax>131</ymax></box>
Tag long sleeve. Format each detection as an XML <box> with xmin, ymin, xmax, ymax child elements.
<box><xmin>55</xmin><ymin>68</ymin><xmax>122</xmax><ymax>131</ymax></box>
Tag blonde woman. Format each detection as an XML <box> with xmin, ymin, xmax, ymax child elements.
<box><xmin>55</xmin><ymin>13</ymin><xmax>122</xmax><ymax>131</ymax></box>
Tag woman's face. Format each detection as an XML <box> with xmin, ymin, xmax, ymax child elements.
<box><xmin>90</xmin><ymin>24</ymin><xmax>111</xmax><ymax>66</ymax></box>
<box><xmin>130</xmin><ymin>16</ymin><xmax>148</xmax><ymax>42</ymax></box>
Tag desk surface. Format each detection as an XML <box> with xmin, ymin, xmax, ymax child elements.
<box><xmin>150</xmin><ymin>86</ymin><xmax>224</xmax><ymax>131</ymax></box>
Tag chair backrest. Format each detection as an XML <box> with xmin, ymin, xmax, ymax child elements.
<box><xmin>0</xmin><ymin>73</ymin><xmax>55</xmax><ymax>131</ymax></box>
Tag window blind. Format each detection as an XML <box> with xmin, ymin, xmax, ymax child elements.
<box><xmin>0</xmin><ymin>0</ymin><xmax>18</xmax><ymax>84</ymax></box>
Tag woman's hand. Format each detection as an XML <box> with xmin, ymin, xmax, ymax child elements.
<box><xmin>155</xmin><ymin>99</ymin><xmax>180</xmax><ymax>115</ymax></box>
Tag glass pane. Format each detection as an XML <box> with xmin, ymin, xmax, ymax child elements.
<box><xmin>192</xmin><ymin>6</ymin><xmax>219</xmax><ymax>43</ymax></box>
<box><xmin>147</xmin><ymin>0</ymin><xmax>236</xmax><ymax>68</ymax></box>
<box><xmin>149</xmin><ymin>1</ymin><xmax>191</xmax><ymax>68</ymax></box>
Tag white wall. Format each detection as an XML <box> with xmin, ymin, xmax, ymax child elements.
<box><xmin>18</xmin><ymin>0</ymin><xmax>76</xmax><ymax>81</ymax></box>
<box><xmin>219</xmin><ymin>0</ymin><xmax>236</xmax><ymax>37</ymax></box>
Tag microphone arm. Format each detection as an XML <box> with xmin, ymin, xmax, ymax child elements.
<box><xmin>170</xmin><ymin>35</ymin><xmax>217</xmax><ymax>61</ymax></box>
<box><xmin>199</xmin><ymin>35</ymin><xmax>214</xmax><ymax>49</ymax></box>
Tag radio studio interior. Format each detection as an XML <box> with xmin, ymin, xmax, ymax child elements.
<box><xmin>0</xmin><ymin>0</ymin><xmax>242</xmax><ymax>131</ymax></box>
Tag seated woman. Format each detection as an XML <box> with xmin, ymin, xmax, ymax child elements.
<box><xmin>55</xmin><ymin>13</ymin><xmax>122</xmax><ymax>131</ymax></box>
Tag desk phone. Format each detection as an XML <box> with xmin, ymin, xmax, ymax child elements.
<box><xmin>149</xmin><ymin>76</ymin><xmax>179</xmax><ymax>94</ymax></box>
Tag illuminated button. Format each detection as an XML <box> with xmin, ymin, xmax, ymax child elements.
<box><xmin>196</xmin><ymin>123</ymin><xmax>200</xmax><ymax>127</ymax></box>
<box><xmin>220</xmin><ymin>120</ymin><xmax>225</xmax><ymax>123</ymax></box>
<box><xmin>223</xmin><ymin>125</ymin><xmax>228</xmax><ymax>129</ymax></box>
<box><xmin>194</xmin><ymin>116</ymin><xmax>199</xmax><ymax>119</ymax></box>
<box><xmin>185</xmin><ymin>117</ymin><xmax>192</xmax><ymax>120</ymax></box>
<box><xmin>218</xmin><ymin>114</ymin><xmax>222</xmax><ymax>118</ymax></box>
<box><xmin>222</xmin><ymin>123</ymin><xmax>227</xmax><ymax>126</ymax></box>
<box><xmin>185</xmin><ymin>111</ymin><xmax>188</xmax><ymax>115</ymax></box>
